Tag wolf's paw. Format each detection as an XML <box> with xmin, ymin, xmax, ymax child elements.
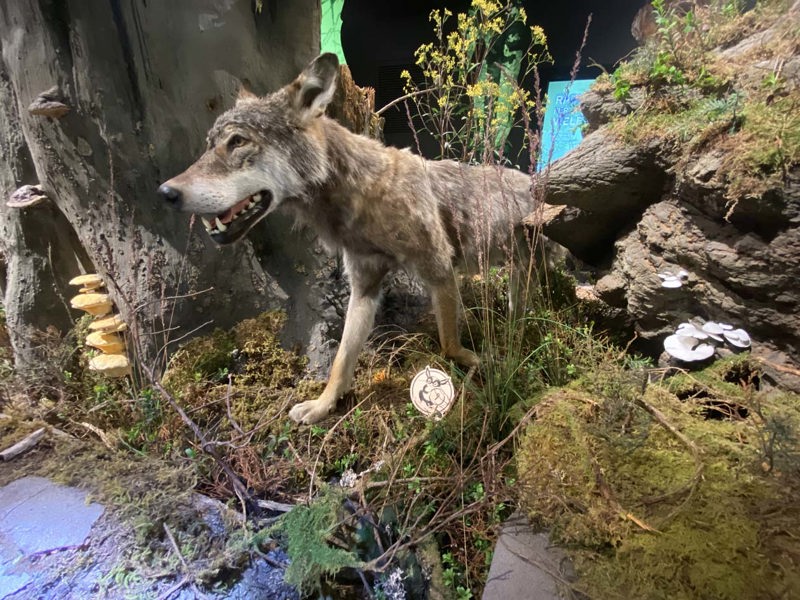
<box><xmin>447</xmin><ymin>346</ymin><xmax>480</xmax><ymax>369</ymax></box>
<box><xmin>289</xmin><ymin>399</ymin><xmax>332</xmax><ymax>425</ymax></box>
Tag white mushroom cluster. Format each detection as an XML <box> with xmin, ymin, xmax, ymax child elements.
<box><xmin>69</xmin><ymin>274</ymin><xmax>131</xmax><ymax>377</ymax></box>
<box><xmin>663</xmin><ymin>319</ymin><xmax>751</xmax><ymax>362</ymax></box>
<box><xmin>658</xmin><ymin>269</ymin><xmax>689</xmax><ymax>289</ymax></box>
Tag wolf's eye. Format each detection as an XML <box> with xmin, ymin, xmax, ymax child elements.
<box><xmin>227</xmin><ymin>134</ymin><xmax>247</xmax><ymax>151</ymax></box>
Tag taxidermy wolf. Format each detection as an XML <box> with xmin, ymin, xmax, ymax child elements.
<box><xmin>159</xmin><ymin>53</ymin><xmax>540</xmax><ymax>424</ymax></box>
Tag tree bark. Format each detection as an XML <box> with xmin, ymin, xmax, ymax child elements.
<box><xmin>0</xmin><ymin>0</ymin><xmax>322</xmax><ymax>372</ymax></box>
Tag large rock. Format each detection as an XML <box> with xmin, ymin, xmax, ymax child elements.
<box><xmin>606</xmin><ymin>176</ymin><xmax>800</xmax><ymax>382</ymax></box>
<box><xmin>537</xmin><ymin>129</ymin><xmax>667</xmax><ymax>264</ymax></box>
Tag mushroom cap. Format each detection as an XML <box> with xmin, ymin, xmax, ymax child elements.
<box><xmin>724</xmin><ymin>328</ymin><xmax>752</xmax><ymax>348</ymax></box>
<box><xmin>661</xmin><ymin>277</ymin><xmax>683</xmax><ymax>288</ymax></box>
<box><xmin>700</xmin><ymin>321</ymin><xmax>725</xmax><ymax>341</ymax></box>
<box><xmin>69</xmin><ymin>274</ymin><xmax>104</xmax><ymax>287</ymax></box>
<box><xmin>88</xmin><ymin>314</ymin><xmax>127</xmax><ymax>333</ymax></box>
<box><xmin>85</xmin><ymin>331</ymin><xmax>125</xmax><ymax>354</ymax></box>
<box><xmin>7</xmin><ymin>184</ymin><xmax>48</xmax><ymax>209</ymax></box>
<box><xmin>701</xmin><ymin>321</ymin><xmax>725</xmax><ymax>335</ymax></box>
<box><xmin>88</xmin><ymin>354</ymin><xmax>131</xmax><ymax>377</ymax></box>
<box><xmin>664</xmin><ymin>334</ymin><xmax>716</xmax><ymax>362</ymax></box>
<box><xmin>676</xmin><ymin>323</ymin><xmax>708</xmax><ymax>339</ymax></box>
<box><xmin>70</xmin><ymin>293</ymin><xmax>112</xmax><ymax>316</ymax></box>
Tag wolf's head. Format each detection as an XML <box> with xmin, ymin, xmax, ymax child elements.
<box><xmin>158</xmin><ymin>53</ymin><xmax>339</xmax><ymax>245</ymax></box>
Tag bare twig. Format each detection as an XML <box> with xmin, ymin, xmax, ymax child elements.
<box><xmin>155</xmin><ymin>575</ymin><xmax>191</xmax><ymax>600</ymax></box>
<box><xmin>1</xmin><ymin>427</ymin><xmax>46</xmax><ymax>460</ymax></box>
<box><xmin>162</xmin><ymin>523</ymin><xmax>209</xmax><ymax>600</ymax></box>
<box><xmin>635</xmin><ymin>394</ymin><xmax>705</xmax><ymax>511</ymax></box>
<box><xmin>376</xmin><ymin>89</ymin><xmax>430</xmax><ymax>116</ymax></box>
<box><xmin>142</xmin><ymin>363</ymin><xmax>251</xmax><ymax>508</ymax></box>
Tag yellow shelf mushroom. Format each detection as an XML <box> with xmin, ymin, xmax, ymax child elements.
<box><xmin>88</xmin><ymin>314</ymin><xmax>127</xmax><ymax>333</ymax></box>
<box><xmin>70</xmin><ymin>293</ymin><xmax>113</xmax><ymax>317</ymax></box>
<box><xmin>69</xmin><ymin>272</ymin><xmax>131</xmax><ymax>378</ymax></box>
<box><xmin>88</xmin><ymin>354</ymin><xmax>131</xmax><ymax>378</ymax></box>
<box><xmin>68</xmin><ymin>274</ymin><xmax>104</xmax><ymax>289</ymax></box>
<box><xmin>85</xmin><ymin>331</ymin><xmax>126</xmax><ymax>354</ymax></box>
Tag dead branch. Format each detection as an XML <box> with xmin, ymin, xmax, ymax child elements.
<box><xmin>589</xmin><ymin>449</ymin><xmax>659</xmax><ymax>533</ymax></box>
<box><xmin>141</xmin><ymin>363</ymin><xmax>252</xmax><ymax>507</ymax></box>
<box><xmin>78</xmin><ymin>421</ymin><xmax>115</xmax><ymax>449</ymax></box>
<box><xmin>255</xmin><ymin>499</ymin><xmax>294</xmax><ymax>513</ymax></box>
<box><xmin>0</xmin><ymin>427</ymin><xmax>46</xmax><ymax>460</ymax></box>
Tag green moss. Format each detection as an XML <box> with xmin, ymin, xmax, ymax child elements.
<box><xmin>517</xmin><ymin>358</ymin><xmax>800</xmax><ymax>599</ymax></box>
<box><xmin>601</xmin><ymin>0</ymin><xmax>799</xmax><ymax>200</ymax></box>
<box><xmin>232</xmin><ymin>311</ymin><xmax>306</xmax><ymax>388</ymax></box>
<box><xmin>163</xmin><ymin>328</ymin><xmax>236</xmax><ymax>391</ymax></box>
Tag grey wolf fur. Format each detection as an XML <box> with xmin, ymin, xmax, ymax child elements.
<box><xmin>159</xmin><ymin>53</ymin><xmax>537</xmax><ymax>425</ymax></box>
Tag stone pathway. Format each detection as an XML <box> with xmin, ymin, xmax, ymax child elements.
<box><xmin>482</xmin><ymin>512</ymin><xmax>575</xmax><ymax>600</ymax></box>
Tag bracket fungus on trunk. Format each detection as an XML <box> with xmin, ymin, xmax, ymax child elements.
<box><xmin>85</xmin><ymin>331</ymin><xmax>126</xmax><ymax>354</ymax></box>
<box><xmin>69</xmin><ymin>274</ymin><xmax>131</xmax><ymax>377</ymax></box>
<box><xmin>70</xmin><ymin>292</ymin><xmax>113</xmax><ymax>317</ymax></box>
<box><xmin>7</xmin><ymin>184</ymin><xmax>50</xmax><ymax>209</ymax></box>
<box><xmin>88</xmin><ymin>354</ymin><xmax>131</xmax><ymax>378</ymax></box>
<box><xmin>27</xmin><ymin>85</ymin><xmax>70</xmax><ymax>118</ymax></box>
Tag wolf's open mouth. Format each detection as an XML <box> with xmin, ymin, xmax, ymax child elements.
<box><xmin>202</xmin><ymin>190</ymin><xmax>272</xmax><ymax>245</ymax></box>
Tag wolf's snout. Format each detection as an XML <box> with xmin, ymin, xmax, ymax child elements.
<box><xmin>158</xmin><ymin>184</ymin><xmax>183</xmax><ymax>208</ymax></box>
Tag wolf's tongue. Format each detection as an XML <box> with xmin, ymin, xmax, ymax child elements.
<box><xmin>219</xmin><ymin>195</ymin><xmax>252</xmax><ymax>224</ymax></box>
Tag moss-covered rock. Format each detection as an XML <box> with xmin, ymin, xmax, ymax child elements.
<box><xmin>517</xmin><ymin>358</ymin><xmax>800</xmax><ymax>599</ymax></box>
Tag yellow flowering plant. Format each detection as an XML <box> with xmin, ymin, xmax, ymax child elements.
<box><xmin>401</xmin><ymin>0</ymin><xmax>551</xmax><ymax>163</ymax></box>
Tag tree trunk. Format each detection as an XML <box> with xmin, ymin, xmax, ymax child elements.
<box><xmin>0</xmin><ymin>0</ymin><xmax>322</xmax><ymax>373</ymax></box>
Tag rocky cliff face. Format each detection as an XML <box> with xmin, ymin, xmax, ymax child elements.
<box><xmin>550</xmin><ymin>1</ymin><xmax>800</xmax><ymax>389</ymax></box>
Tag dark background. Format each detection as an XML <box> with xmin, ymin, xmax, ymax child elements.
<box><xmin>341</xmin><ymin>0</ymin><xmax>644</xmax><ymax>152</ymax></box>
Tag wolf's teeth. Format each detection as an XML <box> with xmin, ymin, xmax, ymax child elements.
<box><xmin>201</xmin><ymin>217</ymin><xmax>212</xmax><ymax>230</ymax></box>
<box><xmin>248</xmin><ymin>201</ymin><xmax>256</xmax><ymax>209</ymax></box>
<box><xmin>253</xmin><ymin>193</ymin><xmax>262</xmax><ymax>203</ymax></box>
<box><xmin>215</xmin><ymin>218</ymin><xmax>227</xmax><ymax>232</ymax></box>
<box><xmin>232</xmin><ymin>213</ymin><xmax>239</xmax><ymax>220</ymax></box>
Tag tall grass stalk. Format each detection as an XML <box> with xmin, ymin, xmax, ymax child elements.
<box><xmin>399</xmin><ymin>0</ymin><xmax>595</xmax><ymax>440</ymax></box>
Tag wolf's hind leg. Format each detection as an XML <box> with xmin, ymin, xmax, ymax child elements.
<box><xmin>507</xmin><ymin>226</ymin><xmax>534</xmax><ymax>323</ymax></box>
<box><xmin>431</xmin><ymin>275</ymin><xmax>480</xmax><ymax>368</ymax></box>
<box><xmin>289</xmin><ymin>256</ymin><xmax>388</xmax><ymax>425</ymax></box>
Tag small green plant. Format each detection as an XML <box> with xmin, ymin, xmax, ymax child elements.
<box><xmin>269</xmin><ymin>487</ymin><xmax>362</xmax><ymax>595</ymax></box>
<box><xmin>611</xmin><ymin>67</ymin><xmax>632</xmax><ymax>101</ymax></box>
<box><xmin>400</xmin><ymin>0</ymin><xmax>550</xmax><ymax>163</ymax></box>
<box><xmin>442</xmin><ymin>552</ymin><xmax>473</xmax><ymax>599</ymax></box>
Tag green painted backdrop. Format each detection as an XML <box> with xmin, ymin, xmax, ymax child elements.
<box><xmin>320</xmin><ymin>0</ymin><xmax>346</xmax><ymax>63</ymax></box>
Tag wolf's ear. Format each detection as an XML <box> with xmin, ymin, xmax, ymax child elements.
<box><xmin>290</xmin><ymin>53</ymin><xmax>339</xmax><ymax>124</ymax></box>
<box><xmin>236</xmin><ymin>80</ymin><xmax>258</xmax><ymax>104</ymax></box>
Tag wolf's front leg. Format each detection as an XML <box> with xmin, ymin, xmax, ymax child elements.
<box><xmin>431</xmin><ymin>276</ymin><xmax>480</xmax><ymax>368</ymax></box>
<box><xmin>289</xmin><ymin>257</ymin><xmax>387</xmax><ymax>425</ymax></box>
